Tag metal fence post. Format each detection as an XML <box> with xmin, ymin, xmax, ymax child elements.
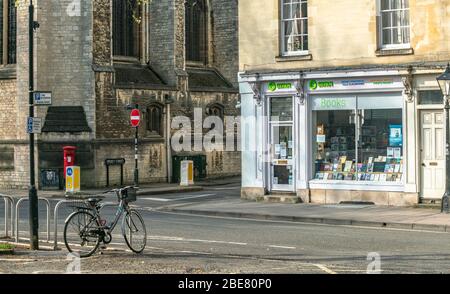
<box><xmin>1</xmin><ymin>195</ymin><xmax>14</xmax><ymax>238</ymax></box>
<box><xmin>15</xmin><ymin>197</ymin><xmax>51</xmax><ymax>243</ymax></box>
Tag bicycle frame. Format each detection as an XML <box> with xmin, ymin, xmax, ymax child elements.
<box><xmin>95</xmin><ymin>199</ymin><xmax>129</xmax><ymax>235</ymax></box>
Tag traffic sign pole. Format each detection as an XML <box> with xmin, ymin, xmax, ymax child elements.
<box><xmin>130</xmin><ymin>107</ymin><xmax>140</xmax><ymax>187</ymax></box>
<box><xmin>134</xmin><ymin>125</ymin><xmax>139</xmax><ymax>187</ymax></box>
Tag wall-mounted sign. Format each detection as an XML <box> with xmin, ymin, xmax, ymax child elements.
<box><xmin>33</xmin><ymin>92</ymin><xmax>52</xmax><ymax>105</ymax></box>
<box><xmin>27</xmin><ymin>117</ymin><xmax>42</xmax><ymax>134</ymax></box>
<box><xmin>267</xmin><ymin>82</ymin><xmax>294</xmax><ymax>92</ymax></box>
<box><xmin>309</xmin><ymin>80</ymin><xmax>334</xmax><ymax>90</ymax></box>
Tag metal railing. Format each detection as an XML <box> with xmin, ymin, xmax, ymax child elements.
<box><xmin>0</xmin><ymin>194</ymin><xmax>14</xmax><ymax>238</ymax></box>
<box><xmin>15</xmin><ymin>197</ymin><xmax>51</xmax><ymax>243</ymax></box>
<box><xmin>53</xmin><ymin>199</ymin><xmax>117</xmax><ymax>250</ymax></box>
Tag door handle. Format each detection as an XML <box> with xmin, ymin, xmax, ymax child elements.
<box><xmin>421</xmin><ymin>163</ymin><xmax>426</xmax><ymax>167</ymax></box>
<box><xmin>429</xmin><ymin>162</ymin><xmax>438</xmax><ymax>166</ymax></box>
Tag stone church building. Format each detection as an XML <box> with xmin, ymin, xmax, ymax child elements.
<box><xmin>0</xmin><ymin>0</ymin><xmax>240</xmax><ymax>189</ymax></box>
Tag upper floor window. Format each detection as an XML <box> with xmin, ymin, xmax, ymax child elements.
<box><xmin>0</xmin><ymin>0</ymin><xmax>17</xmax><ymax>65</ymax></box>
<box><xmin>281</xmin><ymin>0</ymin><xmax>308</xmax><ymax>56</ymax></box>
<box><xmin>379</xmin><ymin>0</ymin><xmax>410</xmax><ymax>48</ymax></box>
<box><xmin>147</xmin><ymin>103</ymin><xmax>163</xmax><ymax>136</ymax></box>
<box><xmin>113</xmin><ymin>0</ymin><xmax>141</xmax><ymax>58</ymax></box>
<box><xmin>185</xmin><ymin>0</ymin><xmax>207</xmax><ymax>63</ymax></box>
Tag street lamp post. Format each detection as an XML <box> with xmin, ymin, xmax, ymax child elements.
<box><xmin>437</xmin><ymin>63</ymin><xmax>450</xmax><ymax>213</ymax></box>
<box><xmin>28</xmin><ymin>0</ymin><xmax>39</xmax><ymax>249</ymax></box>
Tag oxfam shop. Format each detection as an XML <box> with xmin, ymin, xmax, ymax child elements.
<box><xmin>240</xmin><ymin>71</ymin><xmax>419</xmax><ymax>205</ymax></box>
<box><xmin>306</xmin><ymin>76</ymin><xmax>414</xmax><ymax>205</ymax></box>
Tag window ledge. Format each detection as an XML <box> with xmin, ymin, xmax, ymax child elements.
<box><xmin>275</xmin><ymin>54</ymin><xmax>313</xmax><ymax>62</ymax></box>
<box><xmin>0</xmin><ymin>64</ymin><xmax>17</xmax><ymax>79</ymax></box>
<box><xmin>375</xmin><ymin>48</ymin><xmax>414</xmax><ymax>57</ymax></box>
<box><xmin>112</xmin><ymin>55</ymin><xmax>141</xmax><ymax>64</ymax></box>
<box><xmin>186</xmin><ymin>61</ymin><xmax>207</xmax><ymax>68</ymax></box>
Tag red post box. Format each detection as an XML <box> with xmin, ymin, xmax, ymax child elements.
<box><xmin>63</xmin><ymin>146</ymin><xmax>76</xmax><ymax>178</ymax></box>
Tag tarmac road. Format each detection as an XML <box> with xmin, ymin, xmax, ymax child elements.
<box><xmin>2</xmin><ymin>183</ymin><xmax>450</xmax><ymax>274</ymax></box>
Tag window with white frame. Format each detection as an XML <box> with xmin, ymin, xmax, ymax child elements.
<box><xmin>281</xmin><ymin>0</ymin><xmax>308</xmax><ymax>55</ymax></box>
<box><xmin>379</xmin><ymin>0</ymin><xmax>410</xmax><ymax>48</ymax></box>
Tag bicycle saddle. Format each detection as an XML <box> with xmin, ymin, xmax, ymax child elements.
<box><xmin>86</xmin><ymin>198</ymin><xmax>103</xmax><ymax>205</ymax></box>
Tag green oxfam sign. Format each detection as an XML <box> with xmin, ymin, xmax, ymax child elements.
<box><xmin>268</xmin><ymin>82</ymin><xmax>292</xmax><ymax>91</ymax></box>
<box><xmin>310</xmin><ymin>80</ymin><xmax>334</xmax><ymax>90</ymax></box>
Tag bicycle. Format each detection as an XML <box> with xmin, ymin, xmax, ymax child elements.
<box><xmin>63</xmin><ymin>186</ymin><xmax>147</xmax><ymax>258</ymax></box>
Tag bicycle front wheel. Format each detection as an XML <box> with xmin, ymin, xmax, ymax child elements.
<box><xmin>64</xmin><ymin>210</ymin><xmax>101</xmax><ymax>258</ymax></box>
<box><xmin>122</xmin><ymin>209</ymin><xmax>147</xmax><ymax>253</ymax></box>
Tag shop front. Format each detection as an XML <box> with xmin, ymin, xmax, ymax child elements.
<box><xmin>239</xmin><ymin>70</ymin><xmax>421</xmax><ymax>205</ymax></box>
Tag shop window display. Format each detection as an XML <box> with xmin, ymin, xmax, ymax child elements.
<box><xmin>313</xmin><ymin>103</ymin><xmax>403</xmax><ymax>183</ymax></box>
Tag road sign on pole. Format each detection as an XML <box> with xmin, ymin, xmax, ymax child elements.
<box><xmin>33</xmin><ymin>92</ymin><xmax>52</xmax><ymax>105</ymax></box>
<box><xmin>27</xmin><ymin>117</ymin><xmax>42</xmax><ymax>134</ymax></box>
<box><xmin>130</xmin><ymin>108</ymin><xmax>141</xmax><ymax>127</ymax></box>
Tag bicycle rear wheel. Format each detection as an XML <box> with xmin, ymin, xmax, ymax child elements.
<box><xmin>64</xmin><ymin>210</ymin><xmax>101</xmax><ymax>258</ymax></box>
<box><xmin>122</xmin><ymin>209</ymin><xmax>147</xmax><ymax>253</ymax></box>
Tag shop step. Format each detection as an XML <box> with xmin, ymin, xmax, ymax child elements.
<box><xmin>258</xmin><ymin>193</ymin><xmax>301</xmax><ymax>204</ymax></box>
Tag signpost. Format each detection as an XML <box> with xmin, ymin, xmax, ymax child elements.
<box><xmin>130</xmin><ymin>107</ymin><xmax>140</xmax><ymax>187</ymax></box>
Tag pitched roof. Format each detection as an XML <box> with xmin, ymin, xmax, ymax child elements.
<box><xmin>187</xmin><ymin>68</ymin><xmax>235</xmax><ymax>91</ymax></box>
<box><xmin>42</xmin><ymin>106</ymin><xmax>91</xmax><ymax>133</ymax></box>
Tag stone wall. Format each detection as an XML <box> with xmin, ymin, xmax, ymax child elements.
<box><xmin>94</xmin><ymin>142</ymin><xmax>167</xmax><ymax>187</ymax></box>
<box><xmin>35</xmin><ymin>0</ymin><xmax>95</xmax><ymax>134</ymax></box>
<box><xmin>210</xmin><ymin>0</ymin><xmax>239</xmax><ymax>87</ymax></box>
<box><xmin>0</xmin><ymin>79</ymin><xmax>17</xmax><ymax>139</ymax></box>
<box><xmin>149</xmin><ymin>0</ymin><xmax>177</xmax><ymax>85</ymax></box>
<box><xmin>239</xmin><ymin>0</ymin><xmax>450</xmax><ymax>72</ymax></box>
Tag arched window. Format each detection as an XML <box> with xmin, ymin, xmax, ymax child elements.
<box><xmin>113</xmin><ymin>0</ymin><xmax>141</xmax><ymax>58</ymax></box>
<box><xmin>185</xmin><ymin>0</ymin><xmax>207</xmax><ymax>63</ymax></box>
<box><xmin>206</xmin><ymin>103</ymin><xmax>224</xmax><ymax>121</ymax></box>
<box><xmin>0</xmin><ymin>0</ymin><xmax>17</xmax><ymax>64</ymax></box>
<box><xmin>147</xmin><ymin>103</ymin><xmax>163</xmax><ymax>136</ymax></box>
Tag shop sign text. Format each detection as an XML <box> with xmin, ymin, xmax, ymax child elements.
<box><xmin>319</xmin><ymin>98</ymin><xmax>347</xmax><ymax>109</ymax></box>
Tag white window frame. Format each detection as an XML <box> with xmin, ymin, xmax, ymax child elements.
<box><xmin>280</xmin><ymin>0</ymin><xmax>309</xmax><ymax>56</ymax></box>
<box><xmin>378</xmin><ymin>0</ymin><xmax>411</xmax><ymax>50</ymax></box>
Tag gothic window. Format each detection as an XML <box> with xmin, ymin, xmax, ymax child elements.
<box><xmin>113</xmin><ymin>0</ymin><xmax>141</xmax><ymax>58</ymax></box>
<box><xmin>206</xmin><ymin>103</ymin><xmax>224</xmax><ymax>121</ymax></box>
<box><xmin>0</xmin><ymin>0</ymin><xmax>17</xmax><ymax>64</ymax></box>
<box><xmin>185</xmin><ymin>0</ymin><xmax>207</xmax><ymax>63</ymax></box>
<box><xmin>147</xmin><ymin>103</ymin><xmax>163</xmax><ymax>136</ymax></box>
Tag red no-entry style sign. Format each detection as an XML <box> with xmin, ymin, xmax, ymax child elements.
<box><xmin>130</xmin><ymin>108</ymin><xmax>141</xmax><ymax>127</ymax></box>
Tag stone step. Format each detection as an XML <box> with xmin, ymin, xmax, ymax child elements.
<box><xmin>258</xmin><ymin>193</ymin><xmax>301</xmax><ymax>204</ymax></box>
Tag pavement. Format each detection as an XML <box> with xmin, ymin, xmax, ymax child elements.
<box><xmin>0</xmin><ymin>176</ymin><xmax>241</xmax><ymax>199</ymax></box>
<box><xmin>163</xmin><ymin>198</ymin><xmax>450</xmax><ymax>233</ymax></box>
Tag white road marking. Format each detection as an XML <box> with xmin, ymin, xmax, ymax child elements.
<box><xmin>313</xmin><ymin>264</ymin><xmax>337</xmax><ymax>274</ymax></box>
<box><xmin>141</xmin><ymin>197</ymin><xmax>171</xmax><ymax>202</ymax></box>
<box><xmin>142</xmin><ymin>194</ymin><xmax>216</xmax><ymax>202</ymax></box>
<box><xmin>0</xmin><ymin>258</ymin><xmax>37</xmax><ymax>262</ymax></box>
<box><xmin>211</xmin><ymin>186</ymin><xmax>240</xmax><ymax>190</ymax></box>
<box><xmin>178</xmin><ymin>250</ymin><xmax>213</xmax><ymax>255</ymax></box>
<box><xmin>268</xmin><ymin>245</ymin><xmax>296</xmax><ymax>250</ymax></box>
<box><xmin>149</xmin><ymin>235</ymin><xmax>247</xmax><ymax>246</ymax></box>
